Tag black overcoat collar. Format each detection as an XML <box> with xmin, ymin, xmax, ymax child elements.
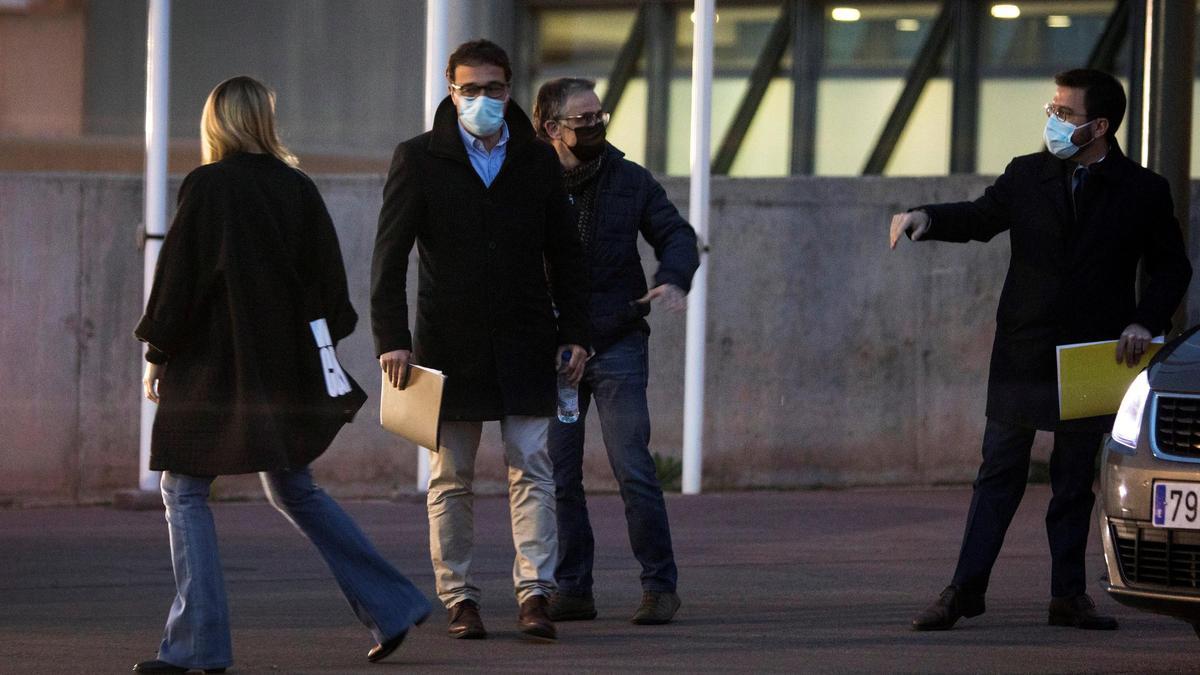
<box><xmin>427</xmin><ymin>95</ymin><xmax>537</xmax><ymax>177</ymax></box>
<box><xmin>1036</xmin><ymin>138</ymin><xmax>1134</xmax><ymax>229</ymax></box>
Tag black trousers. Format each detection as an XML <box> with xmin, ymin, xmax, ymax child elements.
<box><xmin>951</xmin><ymin>418</ymin><xmax>1103</xmax><ymax>598</ymax></box>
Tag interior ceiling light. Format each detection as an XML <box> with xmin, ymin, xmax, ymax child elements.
<box><xmin>896</xmin><ymin>18</ymin><xmax>921</xmax><ymax>32</ymax></box>
<box><xmin>1046</xmin><ymin>15</ymin><xmax>1072</xmax><ymax>28</ymax></box>
<box><xmin>689</xmin><ymin>11</ymin><xmax>720</xmax><ymax>23</ymax></box>
<box><xmin>991</xmin><ymin>4</ymin><xmax>1021</xmax><ymax>19</ymax></box>
<box><xmin>831</xmin><ymin>7</ymin><xmax>862</xmax><ymax>22</ymax></box>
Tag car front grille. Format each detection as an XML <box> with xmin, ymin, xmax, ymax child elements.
<box><xmin>1111</xmin><ymin>522</ymin><xmax>1200</xmax><ymax>590</ymax></box>
<box><xmin>1154</xmin><ymin>395</ymin><xmax>1200</xmax><ymax>460</ymax></box>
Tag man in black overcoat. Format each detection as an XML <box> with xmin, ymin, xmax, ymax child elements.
<box><xmin>889</xmin><ymin>69</ymin><xmax>1191</xmax><ymax>631</ymax></box>
<box><xmin>371</xmin><ymin>40</ymin><xmax>589</xmax><ymax>642</ymax></box>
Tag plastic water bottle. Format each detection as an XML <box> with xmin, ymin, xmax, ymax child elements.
<box><xmin>557</xmin><ymin>350</ymin><xmax>580</xmax><ymax>423</ymax></box>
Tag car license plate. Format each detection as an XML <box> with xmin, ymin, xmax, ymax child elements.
<box><xmin>1152</xmin><ymin>482</ymin><xmax>1200</xmax><ymax>529</ymax></box>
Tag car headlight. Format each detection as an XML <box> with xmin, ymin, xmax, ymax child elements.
<box><xmin>1111</xmin><ymin>370</ymin><xmax>1151</xmax><ymax>452</ymax></box>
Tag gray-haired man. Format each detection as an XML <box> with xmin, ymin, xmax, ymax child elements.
<box><xmin>531</xmin><ymin>77</ymin><xmax>699</xmax><ymax>625</ymax></box>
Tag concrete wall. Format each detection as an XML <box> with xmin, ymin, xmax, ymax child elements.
<box><xmin>2</xmin><ymin>173</ymin><xmax>1197</xmax><ymax>505</ymax></box>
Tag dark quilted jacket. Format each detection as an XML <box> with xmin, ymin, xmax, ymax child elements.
<box><xmin>577</xmin><ymin>145</ymin><xmax>699</xmax><ymax>353</ymax></box>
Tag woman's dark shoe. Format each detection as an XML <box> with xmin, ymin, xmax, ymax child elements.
<box><xmin>132</xmin><ymin>659</ymin><xmax>226</xmax><ymax>673</ymax></box>
<box><xmin>367</xmin><ymin>629</ymin><xmax>408</xmax><ymax>663</ymax></box>
<box><xmin>368</xmin><ymin>610</ymin><xmax>430</xmax><ymax>663</ymax></box>
<box><xmin>911</xmin><ymin>585</ymin><xmax>986</xmax><ymax>631</ymax></box>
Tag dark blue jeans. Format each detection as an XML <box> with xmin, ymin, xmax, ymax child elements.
<box><xmin>549</xmin><ymin>332</ymin><xmax>678</xmax><ymax>596</ymax></box>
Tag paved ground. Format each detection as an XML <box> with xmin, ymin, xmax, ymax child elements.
<box><xmin>0</xmin><ymin>485</ymin><xmax>1197</xmax><ymax>674</ymax></box>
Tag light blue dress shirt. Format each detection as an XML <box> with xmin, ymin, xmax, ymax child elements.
<box><xmin>457</xmin><ymin>120</ymin><xmax>509</xmax><ymax>188</ymax></box>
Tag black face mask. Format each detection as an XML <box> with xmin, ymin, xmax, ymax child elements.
<box><xmin>568</xmin><ymin>123</ymin><xmax>607</xmax><ymax>162</ymax></box>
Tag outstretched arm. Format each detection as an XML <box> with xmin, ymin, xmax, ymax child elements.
<box><xmin>889</xmin><ymin>159</ymin><xmax>1017</xmax><ymax>249</ymax></box>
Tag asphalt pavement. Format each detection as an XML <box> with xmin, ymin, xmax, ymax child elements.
<box><xmin>0</xmin><ymin>486</ymin><xmax>1196</xmax><ymax>673</ymax></box>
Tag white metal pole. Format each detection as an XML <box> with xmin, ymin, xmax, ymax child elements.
<box><xmin>425</xmin><ymin>0</ymin><xmax>450</xmax><ymax>130</ymax></box>
<box><xmin>1140</xmin><ymin>0</ymin><xmax>1154</xmax><ymax>168</ymax></box>
<box><xmin>417</xmin><ymin>0</ymin><xmax>450</xmax><ymax>494</ymax></box>
<box><xmin>139</xmin><ymin>0</ymin><xmax>171</xmax><ymax>493</ymax></box>
<box><xmin>682</xmin><ymin>0</ymin><xmax>714</xmax><ymax>495</ymax></box>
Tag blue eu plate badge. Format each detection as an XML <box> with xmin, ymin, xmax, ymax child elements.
<box><xmin>1153</xmin><ymin>483</ymin><xmax>1167</xmax><ymax>525</ymax></box>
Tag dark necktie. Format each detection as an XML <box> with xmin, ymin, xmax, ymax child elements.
<box><xmin>1072</xmin><ymin>165</ymin><xmax>1089</xmax><ymax>220</ymax></box>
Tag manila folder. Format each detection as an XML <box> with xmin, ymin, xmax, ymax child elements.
<box><xmin>1056</xmin><ymin>337</ymin><xmax>1164</xmax><ymax>421</ymax></box>
<box><xmin>380</xmin><ymin>365</ymin><xmax>445</xmax><ymax>450</ymax></box>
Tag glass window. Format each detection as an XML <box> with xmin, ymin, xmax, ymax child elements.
<box><xmin>983</xmin><ymin>1</ymin><xmax>1117</xmax><ymax>74</ymax></box>
<box><xmin>533</xmin><ymin>4</ymin><xmax>793</xmax><ymax>177</ymax></box>
<box><xmin>817</xmin><ymin>2</ymin><xmax>944</xmax><ymax>175</ymax></box>
<box><xmin>824</xmin><ymin>2</ymin><xmax>938</xmax><ymax>73</ymax></box>
<box><xmin>533</xmin><ymin>2</ymin><xmax>1135</xmax><ymax>176</ymax></box>
<box><xmin>814</xmin><ymin>0</ymin><xmax>1125</xmax><ymax>175</ymax></box>
<box><xmin>535</xmin><ymin>8</ymin><xmax>638</xmax><ymax>75</ymax></box>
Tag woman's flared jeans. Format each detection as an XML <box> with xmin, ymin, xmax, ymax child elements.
<box><xmin>156</xmin><ymin>467</ymin><xmax>430</xmax><ymax>669</ymax></box>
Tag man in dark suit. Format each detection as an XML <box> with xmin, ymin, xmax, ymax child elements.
<box><xmin>889</xmin><ymin>69</ymin><xmax>1191</xmax><ymax>631</ymax></box>
<box><xmin>371</xmin><ymin>39</ymin><xmax>589</xmax><ymax>642</ymax></box>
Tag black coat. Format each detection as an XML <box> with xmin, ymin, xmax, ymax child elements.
<box><xmin>134</xmin><ymin>152</ymin><xmax>360</xmax><ymax>475</ymax></box>
<box><xmin>371</xmin><ymin>97</ymin><xmax>589</xmax><ymax>421</ymax></box>
<box><xmin>919</xmin><ymin>144</ymin><xmax>1192</xmax><ymax>431</ymax></box>
<box><xmin>574</xmin><ymin>145</ymin><xmax>699</xmax><ymax>354</ymax></box>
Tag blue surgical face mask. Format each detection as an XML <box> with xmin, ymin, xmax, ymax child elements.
<box><xmin>457</xmin><ymin>94</ymin><xmax>505</xmax><ymax>137</ymax></box>
<box><xmin>1044</xmin><ymin>115</ymin><xmax>1097</xmax><ymax>160</ymax></box>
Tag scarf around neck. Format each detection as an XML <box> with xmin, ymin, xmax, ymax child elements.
<box><xmin>563</xmin><ymin>154</ymin><xmax>605</xmax><ymax>250</ymax></box>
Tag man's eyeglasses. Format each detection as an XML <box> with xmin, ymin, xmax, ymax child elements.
<box><xmin>1044</xmin><ymin>102</ymin><xmax>1087</xmax><ymax>123</ymax></box>
<box><xmin>450</xmin><ymin>81</ymin><xmax>510</xmax><ymax>99</ymax></box>
<box><xmin>557</xmin><ymin>111</ymin><xmax>610</xmax><ymax>128</ymax></box>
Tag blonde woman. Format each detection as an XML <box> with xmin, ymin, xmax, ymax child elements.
<box><xmin>133</xmin><ymin>76</ymin><xmax>429</xmax><ymax>673</ymax></box>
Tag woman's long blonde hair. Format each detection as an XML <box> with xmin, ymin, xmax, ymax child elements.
<box><xmin>200</xmin><ymin>76</ymin><xmax>298</xmax><ymax>167</ymax></box>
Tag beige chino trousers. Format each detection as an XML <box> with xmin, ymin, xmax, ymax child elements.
<box><xmin>427</xmin><ymin>416</ymin><xmax>558</xmax><ymax>607</ymax></box>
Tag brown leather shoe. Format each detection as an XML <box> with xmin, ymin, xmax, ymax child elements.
<box><xmin>517</xmin><ymin>595</ymin><xmax>557</xmax><ymax>641</ymax></box>
<box><xmin>911</xmin><ymin>585</ymin><xmax>985</xmax><ymax>631</ymax></box>
<box><xmin>447</xmin><ymin>599</ymin><xmax>487</xmax><ymax>639</ymax></box>
<box><xmin>1048</xmin><ymin>593</ymin><xmax>1119</xmax><ymax>630</ymax></box>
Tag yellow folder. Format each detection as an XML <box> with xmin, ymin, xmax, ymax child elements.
<box><xmin>1056</xmin><ymin>338</ymin><xmax>1164</xmax><ymax>420</ymax></box>
<box><xmin>380</xmin><ymin>364</ymin><xmax>445</xmax><ymax>450</ymax></box>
